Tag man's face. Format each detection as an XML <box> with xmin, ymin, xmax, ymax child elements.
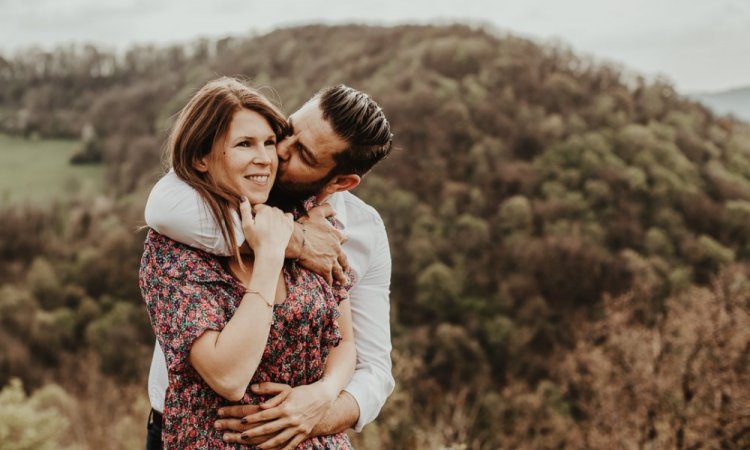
<box><xmin>275</xmin><ymin>98</ymin><xmax>348</xmax><ymax>198</ymax></box>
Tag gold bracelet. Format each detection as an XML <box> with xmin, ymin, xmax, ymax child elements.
<box><xmin>246</xmin><ymin>289</ymin><xmax>274</xmax><ymax>308</ymax></box>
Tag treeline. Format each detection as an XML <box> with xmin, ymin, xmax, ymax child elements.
<box><xmin>1</xmin><ymin>24</ymin><xmax>748</xmax><ymax>449</ymax></box>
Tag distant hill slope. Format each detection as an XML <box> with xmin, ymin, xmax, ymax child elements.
<box><xmin>1</xmin><ymin>24</ymin><xmax>750</xmax><ymax>448</ymax></box>
<box><xmin>691</xmin><ymin>86</ymin><xmax>750</xmax><ymax>121</ymax></box>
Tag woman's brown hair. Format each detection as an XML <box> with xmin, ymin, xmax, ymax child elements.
<box><xmin>166</xmin><ymin>77</ymin><xmax>287</xmax><ymax>260</ymax></box>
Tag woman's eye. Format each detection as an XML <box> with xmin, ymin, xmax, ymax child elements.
<box><xmin>237</xmin><ymin>140</ymin><xmax>250</xmax><ymax>147</ymax></box>
<box><xmin>265</xmin><ymin>140</ymin><xmax>276</xmax><ymax>146</ymax></box>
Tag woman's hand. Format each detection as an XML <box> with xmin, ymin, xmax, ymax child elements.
<box><xmin>240</xmin><ymin>197</ymin><xmax>294</xmax><ymax>257</ymax></box>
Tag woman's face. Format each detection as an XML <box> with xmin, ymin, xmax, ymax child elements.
<box><xmin>204</xmin><ymin>108</ymin><xmax>278</xmax><ymax>204</ymax></box>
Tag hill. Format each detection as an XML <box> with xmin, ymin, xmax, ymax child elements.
<box><xmin>691</xmin><ymin>85</ymin><xmax>750</xmax><ymax>121</ymax></box>
<box><xmin>0</xmin><ymin>24</ymin><xmax>748</xmax><ymax>449</ymax></box>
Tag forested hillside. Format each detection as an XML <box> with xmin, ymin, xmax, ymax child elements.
<box><xmin>1</xmin><ymin>24</ymin><xmax>748</xmax><ymax>449</ymax></box>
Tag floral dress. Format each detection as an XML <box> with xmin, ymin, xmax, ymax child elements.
<box><xmin>140</xmin><ymin>226</ymin><xmax>353</xmax><ymax>449</ymax></box>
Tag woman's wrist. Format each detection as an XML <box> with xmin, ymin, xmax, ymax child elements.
<box><xmin>253</xmin><ymin>245</ymin><xmax>287</xmax><ymax>264</ymax></box>
<box><xmin>315</xmin><ymin>376</ymin><xmax>340</xmax><ymax>403</ymax></box>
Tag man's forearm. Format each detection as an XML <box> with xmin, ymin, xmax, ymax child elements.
<box><xmin>311</xmin><ymin>391</ymin><xmax>360</xmax><ymax>436</ymax></box>
<box><xmin>285</xmin><ymin>222</ymin><xmax>305</xmax><ymax>259</ymax></box>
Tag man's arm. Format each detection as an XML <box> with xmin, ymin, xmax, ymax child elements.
<box><xmin>215</xmin><ymin>388</ymin><xmax>359</xmax><ymax>446</ymax></box>
<box><xmin>311</xmin><ymin>391</ymin><xmax>360</xmax><ymax>435</ymax></box>
<box><xmin>341</xmin><ymin>216</ymin><xmax>395</xmax><ymax>431</ymax></box>
<box><xmin>144</xmin><ymin>170</ymin><xmax>242</xmax><ymax>256</ymax></box>
<box><xmin>145</xmin><ymin>171</ymin><xmax>346</xmax><ymax>280</ymax></box>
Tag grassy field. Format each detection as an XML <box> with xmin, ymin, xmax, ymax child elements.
<box><xmin>0</xmin><ymin>134</ymin><xmax>104</xmax><ymax>204</ymax></box>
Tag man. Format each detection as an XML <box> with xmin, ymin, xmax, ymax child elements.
<box><xmin>144</xmin><ymin>84</ymin><xmax>395</xmax><ymax>449</ymax></box>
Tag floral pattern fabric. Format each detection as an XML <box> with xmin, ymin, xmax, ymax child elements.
<box><xmin>140</xmin><ymin>225</ymin><xmax>353</xmax><ymax>449</ymax></box>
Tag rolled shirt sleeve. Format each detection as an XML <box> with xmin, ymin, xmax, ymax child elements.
<box><xmin>144</xmin><ymin>170</ymin><xmax>244</xmax><ymax>256</ymax></box>
<box><xmin>344</xmin><ymin>217</ymin><xmax>395</xmax><ymax>431</ymax></box>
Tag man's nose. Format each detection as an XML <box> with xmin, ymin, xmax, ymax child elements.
<box><xmin>277</xmin><ymin>138</ymin><xmax>291</xmax><ymax>161</ymax></box>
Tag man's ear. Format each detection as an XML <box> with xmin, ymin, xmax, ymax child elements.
<box><xmin>322</xmin><ymin>174</ymin><xmax>361</xmax><ymax>196</ymax></box>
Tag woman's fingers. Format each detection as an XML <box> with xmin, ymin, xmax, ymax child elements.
<box><xmin>239</xmin><ymin>196</ymin><xmax>255</xmax><ymax>224</ymax></box>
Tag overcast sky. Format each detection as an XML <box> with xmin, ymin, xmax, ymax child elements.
<box><xmin>1</xmin><ymin>0</ymin><xmax>748</xmax><ymax>93</ymax></box>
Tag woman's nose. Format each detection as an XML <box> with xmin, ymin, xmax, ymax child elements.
<box><xmin>253</xmin><ymin>143</ymin><xmax>273</xmax><ymax>165</ymax></box>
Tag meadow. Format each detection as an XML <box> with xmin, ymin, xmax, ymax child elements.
<box><xmin>0</xmin><ymin>134</ymin><xmax>103</xmax><ymax>204</ymax></box>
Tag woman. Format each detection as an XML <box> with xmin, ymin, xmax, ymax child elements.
<box><xmin>139</xmin><ymin>77</ymin><xmax>355</xmax><ymax>449</ymax></box>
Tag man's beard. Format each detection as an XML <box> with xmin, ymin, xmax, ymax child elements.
<box><xmin>268</xmin><ymin>172</ymin><xmax>333</xmax><ymax>212</ymax></box>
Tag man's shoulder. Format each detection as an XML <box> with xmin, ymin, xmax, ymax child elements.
<box><xmin>335</xmin><ymin>191</ymin><xmax>384</xmax><ymax>227</ymax></box>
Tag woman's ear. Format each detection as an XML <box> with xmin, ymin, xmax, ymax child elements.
<box><xmin>194</xmin><ymin>156</ymin><xmax>209</xmax><ymax>173</ymax></box>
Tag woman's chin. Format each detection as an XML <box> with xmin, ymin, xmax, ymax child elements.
<box><xmin>245</xmin><ymin>191</ymin><xmax>270</xmax><ymax>205</ymax></box>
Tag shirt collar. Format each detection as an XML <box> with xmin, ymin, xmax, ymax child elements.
<box><xmin>326</xmin><ymin>192</ymin><xmax>348</xmax><ymax>230</ymax></box>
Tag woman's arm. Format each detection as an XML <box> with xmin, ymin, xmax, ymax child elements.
<box><xmin>318</xmin><ymin>299</ymin><xmax>356</xmax><ymax>401</ymax></box>
<box><xmin>189</xmin><ymin>202</ymin><xmax>294</xmax><ymax>401</ymax></box>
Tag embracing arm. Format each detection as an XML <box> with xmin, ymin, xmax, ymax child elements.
<box><xmin>338</xmin><ymin>217</ymin><xmax>395</xmax><ymax>431</ymax></box>
<box><xmin>189</xmin><ymin>202</ymin><xmax>293</xmax><ymax>401</ymax></box>
<box><xmin>215</xmin><ymin>296</ymin><xmax>357</xmax><ymax>449</ymax></box>
<box><xmin>145</xmin><ymin>170</ymin><xmax>243</xmax><ymax>256</ymax></box>
<box><xmin>145</xmin><ymin>171</ymin><xmax>347</xmax><ymax>279</ymax></box>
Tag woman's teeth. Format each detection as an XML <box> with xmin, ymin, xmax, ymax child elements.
<box><xmin>245</xmin><ymin>175</ymin><xmax>268</xmax><ymax>183</ymax></box>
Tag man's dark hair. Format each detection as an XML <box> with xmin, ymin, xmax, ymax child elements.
<box><xmin>317</xmin><ymin>85</ymin><xmax>393</xmax><ymax>176</ymax></box>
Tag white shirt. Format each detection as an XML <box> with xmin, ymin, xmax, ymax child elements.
<box><xmin>144</xmin><ymin>171</ymin><xmax>395</xmax><ymax>431</ymax></box>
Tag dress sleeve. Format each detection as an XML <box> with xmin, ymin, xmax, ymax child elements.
<box><xmin>148</xmin><ymin>276</ymin><xmax>228</xmax><ymax>374</ymax></box>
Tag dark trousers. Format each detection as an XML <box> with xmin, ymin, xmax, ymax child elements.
<box><xmin>146</xmin><ymin>409</ymin><xmax>163</xmax><ymax>450</ymax></box>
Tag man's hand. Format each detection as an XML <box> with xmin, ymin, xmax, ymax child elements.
<box><xmin>291</xmin><ymin>204</ymin><xmax>349</xmax><ymax>285</ymax></box>
<box><xmin>216</xmin><ymin>381</ymin><xmax>337</xmax><ymax>449</ymax></box>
